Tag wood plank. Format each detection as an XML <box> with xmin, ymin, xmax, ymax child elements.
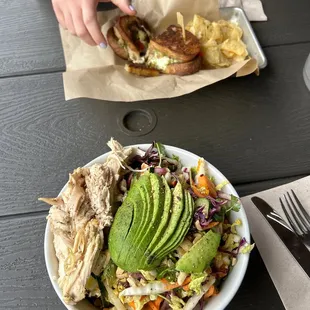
<box><xmin>0</xmin><ymin>214</ymin><xmax>63</xmax><ymax>309</ymax></box>
<box><xmin>253</xmin><ymin>0</ymin><xmax>310</xmax><ymax>47</ymax></box>
<box><xmin>0</xmin><ymin>43</ymin><xmax>309</xmax><ymax>216</ymax></box>
<box><xmin>235</xmin><ymin>175</ymin><xmax>308</xmax><ymax>197</ymax></box>
<box><xmin>0</xmin><ymin>0</ymin><xmax>65</xmax><ymax>77</ymax></box>
<box><xmin>0</xmin><ymin>214</ymin><xmax>284</xmax><ymax>310</ymax></box>
<box><xmin>0</xmin><ymin>0</ymin><xmax>309</xmax><ymax>77</ymax></box>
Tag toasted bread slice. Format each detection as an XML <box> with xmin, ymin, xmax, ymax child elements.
<box><xmin>125</xmin><ymin>63</ymin><xmax>161</xmax><ymax>77</ymax></box>
<box><xmin>115</xmin><ymin>16</ymin><xmax>151</xmax><ymax>61</ymax></box>
<box><xmin>149</xmin><ymin>26</ymin><xmax>200</xmax><ymax>62</ymax></box>
<box><xmin>163</xmin><ymin>55</ymin><xmax>202</xmax><ymax>76</ymax></box>
<box><xmin>107</xmin><ymin>27</ymin><xmax>129</xmax><ymax>60</ymax></box>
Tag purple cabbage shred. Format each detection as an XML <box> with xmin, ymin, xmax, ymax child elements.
<box><xmin>129</xmin><ymin>272</ymin><xmax>145</xmax><ymax>280</ymax></box>
<box><xmin>219</xmin><ymin>237</ymin><xmax>247</xmax><ymax>257</ymax></box>
<box><xmin>199</xmin><ymin>298</ymin><xmax>204</xmax><ymax>310</ymax></box>
<box><xmin>194</xmin><ymin>207</ymin><xmax>213</xmax><ymax>228</ymax></box>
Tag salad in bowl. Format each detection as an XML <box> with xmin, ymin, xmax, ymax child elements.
<box><xmin>42</xmin><ymin>139</ymin><xmax>254</xmax><ymax>310</ymax></box>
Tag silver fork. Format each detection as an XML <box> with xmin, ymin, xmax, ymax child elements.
<box><xmin>279</xmin><ymin>190</ymin><xmax>310</xmax><ymax>248</ymax></box>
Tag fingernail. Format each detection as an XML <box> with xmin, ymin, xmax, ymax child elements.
<box><xmin>129</xmin><ymin>4</ymin><xmax>135</xmax><ymax>11</ymax></box>
<box><xmin>99</xmin><ymin>42</ymin><xmax>107</xmax><ymax>49</ymax></box>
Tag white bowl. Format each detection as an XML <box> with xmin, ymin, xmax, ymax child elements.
<box><xmin>45</xmin><ymin>144</ymin><xmax>250</xmax><ymax>310</ymax></box>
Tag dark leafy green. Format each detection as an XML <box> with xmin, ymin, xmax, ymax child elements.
<box><xmin>103</xmin><ymin>260</ymin><xmax>117</xmax><ymax>287</ymax></box>
<box><xmin>91</xmin><ymin>273</ymin><xmax>111</xmax><ymax>308</ymax></box>
<box><xmin>156</xmin><ymin>266</ymin><xmax>177</xmax><ymax>282</ymax></box>
<box><xmin>225</xmin><ymin>195</ymin><xmax>241</xmax><ymax>213</ymax></box>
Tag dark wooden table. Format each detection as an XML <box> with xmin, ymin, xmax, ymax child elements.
<box><xmin>0</xmin><ymin>0</ymin><xmax>310</xmax><ymax>309</ymax></box>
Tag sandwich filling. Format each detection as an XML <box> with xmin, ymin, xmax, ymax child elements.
<box><xmin>146</xmin><ymin>49</ymin><xmax>179</xmax><ymax>71</ymax></box>
<box><xmin>113</xmin><ymin>22</ymin><xmax>150</xmax><ymax>64</ymax></box>
<box><xmin>113</xmin><ymin>27</ymin><xmax>125</xmax><ymax>48</ymax></box>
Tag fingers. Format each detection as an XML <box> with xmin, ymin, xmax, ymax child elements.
<box><xmin>82</xmin><ymin>4</ymin><xmax>107</xmax><ymax>47</ymax></box>
<box><xmin>51</xmin><ymin>0</ymin><xmax>133</xmax><ymax>47</ymax></box>
<box><xmin>72</xmin><ymin>7</ymin><xmax>97</xmax><ymax>46</ymax></box>
<box><xmin>64</xmin><ymin>11</ymin><xmax>76</xmax><ymax>35</ymax></box>
<box><xmin>112</xmin><ymin>0</ymin><xmax>136</xmax><ymax>15</ymax></box>
<box><xmin>51</xmin><ymin>1</ymin><xmax>66</xmax><ymax>29</ymax></box>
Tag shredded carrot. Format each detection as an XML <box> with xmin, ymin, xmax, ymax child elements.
<box><xmin>205</xmin><ymin>176</ymin><xmax>217</xmax><ymax>198</ymax></box>
<box><xmin>193</xmin><ymin>174</ymin><xmax>217</xmax><ymax>198</ymax></box>
<box><xmin>147</xmin><ymin>301</ymin><xmax>158</xmax><ymax>310</ymax></box>
<box><xmin>204</xmin><ymin>222</ymin><xmax>219</xmax><ymax>230</ymax></box>
<box><xmin>154</xmin><ymin>296</ymin><xmax>163</xmax><ymax>308</ymax></box>
<box><xmin>162</xmin><ymin>281</ymin><xmax>179</xmax><ymax>290</ymax></box>
<box><xmin>191</xmin><ymin>184</ymin><xmax>208</xmax><ymax>198</ymax></box>
<box><xmin>183</xmin><ymin>284</ymin><xmax>190</xmax><ymax>291</ymax></box>
<box><xmin>197</xmin><ymin>175</ymin><xmax>209</xmax><ymax>191</ymax></box>
<box><xmin>182</xmin><ymin>277</ymin><xmax>191</xmax><ymax>286</ymax></box>
<box><xmin>204</xmin><ymin>285</ymin><xmax>216</xmax><ymax>299</ymax></box>
<box><xmin>129</xmin><ymin>301</ymin><xmax>136</xmax><ymax>309</ymax></box>
<box><xmin>161</xmin><ymin>277</ymin><xmax>191</xmax><ymax>290</ymax></box>
<box><xmin>160</xmin><ymin>278</ymin><xmax>170</xmax><ymax>285</ymax></box>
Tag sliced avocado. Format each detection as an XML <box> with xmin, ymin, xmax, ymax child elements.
<box><xmin>137</xmin><ymin>173</ymin><xmax>165</xmax><ymax>269</ymax></box>
<box><xmin>109</xmin><ymin>200</ymin><xmax>134</xmax><ymax>264</ymax></box>
<box><xmin>157</xmin><ymin>190</ymin><xmax>194</xmax><ymax>260</ymax></box>
<box><xmin>125</xmin><ymin>173</ymin><xmax>153</xmax><ymax>248</ymax></box>
<box><xmin>149</xmin><ymin>182</ymin><xmax>184</xmax><ymax>260</ymax></box>
<box><xmin>109</xmin><ymin>175</ymin><xmax>196</xmax><ymax>272</ymax></box>
<box><xmin>175</xmin><ymin>230</ymin><xmax>221</xmax><ymax>273</ymax></box>
<box><xmin>195</xmin><ymin>198</ymin><xmax>210</xmax><ymax>213</ymax></box>
<box><xmin>144</xmin><ymin>176</ymin><xmax>172</xmax><ymax>263</ymax></box>
<box><xmin>120</xmin><ymin>174</ymin><xmax>153</xmax><ymax>271</ymax></box>
<box><xmin>109</xmin><ymin>174</ymin><xmax>148</xmax><ymax>270</ymax></box>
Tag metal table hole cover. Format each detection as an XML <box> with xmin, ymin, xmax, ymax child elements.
<box><xmin>118</xmin><ymin>108</ymin><xmax>157</xmax><ymax>136</ymax></box>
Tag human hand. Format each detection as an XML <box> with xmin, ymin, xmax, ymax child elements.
<box><xmin>52</xmin><ymin>0</ymin><xmax>136</xmax><ymax>47</ymax></box>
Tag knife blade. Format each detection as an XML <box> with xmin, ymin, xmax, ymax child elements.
<box><xmin>251</xmin><ymin>196</ymin><xmax>310</xmax><ymax>278</ymax></box>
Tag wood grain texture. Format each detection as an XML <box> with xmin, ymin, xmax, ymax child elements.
<box><xmin>235</xmin><ymin>175</ymin><xmax>308</xmax><ymax>197</ymax></box>
<box><xmin>253</xmin><ymin>0</ymin><xmax>310</xmax><ymax>47</ymax></box>
<box><xmin>0</xmin><ymin>43</ymin><xmax>310</xmax><ymax>216</ymax></box>
<box><xmin>0</xmin><ymin>215</ymin><xmax>284</xmax><ymax>310</ymax></box>
<box><xmin>0</xmin><ymin>214</ymin><xmax>63</xmax><ymax>309</ymax></box>
<box><xmin>0</xmin><ymin>0</ymin><xmax>309</xmax><ymax>77</ymax></box>
<box><xmin>0</xmin><ymin>0</ymin><xmax>65</xmax><ymax>77</ymax></box>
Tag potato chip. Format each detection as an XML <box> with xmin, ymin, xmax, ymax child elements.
<box><xmin>186</xmin><ymin>21</ymin><xmax>193</xmax><ymax>30</ymax></box>
<box><xmin>210</xmin><ymin>22</ymin><xmax>223</xmax><ymax>43</ymax></box>
<box><xmin>203</xmin><ymin>39</ymin><xmax>217</xmax><ymax>48</ymax></box>
<box><xmin>221</xmin><ymin>39</ymin><xmax>248</xmax><ymax>57</ymax></box>
<box><xmin>217</xmin><ymin>20</ymin><xmax>243</xmax><ymax>41</ymax></box>
<box><xmin>202</xmin><ymin>45</ymin><xmax>221</xmax><ymax>66</ymax></box>
<box><xmin>186</xmin><ymin>15</ymin><xmax>249</xmax><ymax>68</ymax></box>
<box><xmin>201</xmin><ymin>45</ymin><xmax>231</xmax><ymax>68</ymax></box>
<box><xmin>187</xmin><ymin>14</ymin><xmax>211</xmax><ymax>40</ymax></box>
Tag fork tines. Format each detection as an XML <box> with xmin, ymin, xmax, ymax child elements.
<box><xmin>279</xmin><ymin>190</ymin><xmax>310</xmax><ymax>236</ymax></box>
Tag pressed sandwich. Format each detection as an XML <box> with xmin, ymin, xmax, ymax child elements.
<box><xmin>107</xmin><ymin>16</ymin><xmax>151</xmax><ymax>64</ymax></box>
<box><xmin>108</xmin><ymin>16</ymin><xmax>202</xmax><ymax>77</ymax></box>
<box><xmin>126</xmin><ymin>25</ymin><xmax>202</xmax><ymax>76</ymax></box>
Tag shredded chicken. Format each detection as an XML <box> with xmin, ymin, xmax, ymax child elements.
<box><xmin>58</xmin><ymin>219</ymin><xmax>103</xmax><ymax>304</ymax></box>
<box><xmin>39</xmin><ymin>138</ymin><xmax>132</xmax><ymax>305</ymax></box>
<box><xmin>85</xmin><ymin>164</ymin><xmax>115</xmax><ymax>229</ymax></box>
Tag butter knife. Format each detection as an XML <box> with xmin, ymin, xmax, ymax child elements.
<box><xmin>252</xmin><ymin>196</ymin><xmax>310</xmax><ymax>278</ymax></box>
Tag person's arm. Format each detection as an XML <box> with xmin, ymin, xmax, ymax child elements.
<box><xmin>52</xmin><ymin>0</ymin><xmax>136</xmax><ymax>47</ymax></box>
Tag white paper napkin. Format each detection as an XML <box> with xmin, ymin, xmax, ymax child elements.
<box><xmin>241</xmin><ymin>176</ymin><xmax>310</xmax><ymax>310</ymax></box>
<box><xmin>219</xmin><ymin>0</ymin><xmax>268</xmax><ymax>21</ymax></box>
